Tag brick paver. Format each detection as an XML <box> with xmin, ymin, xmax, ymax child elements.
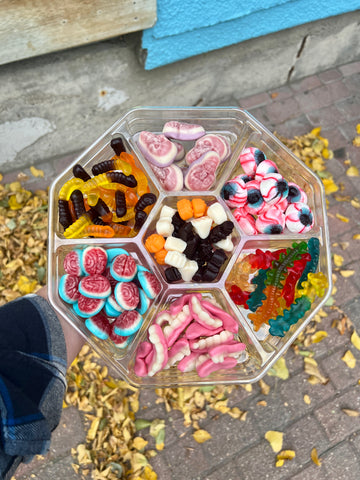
<box><xmin>8</xmin><ymin>60</ymin><xmax>360</xmax><ymax>479</ymax></box>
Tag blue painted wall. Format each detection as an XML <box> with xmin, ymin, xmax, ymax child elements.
<box><xmin>142</xmin><ymin>0</ymin><xmax>360</xmax><ymax>69</ymax></box>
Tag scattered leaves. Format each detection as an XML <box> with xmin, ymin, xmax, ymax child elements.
<box><xmin>303</xmin><ymin>394</ymin><xmax>311</xmax><ymax>405</ymax></box>
<box><xmin>333</xmin><ymin>254</ymin><xmax>344</xmax><ymax>267</ymax></box>
<box><xmin>311</xmin><ymin>447</ymin><xmax>322</xmax><ymax>466</ymax></box>
<box><xmin>341</xmin><ymin>350</ymin><xmax>356</xmax><ymax>369</ymax></box>
<box><xmin>265</xmin><ymin>431</ymin><xmax>283</xmax><ymax>453</ymax></box>
<box><xmin>304</xmin><ymin>357</ymin><xmax>328</xmax><ymax>385</ymax></box>
<box><xmin>310</xmin><ymin>331</ymin><xmax>328</xmax><ymax>344</ymax></box>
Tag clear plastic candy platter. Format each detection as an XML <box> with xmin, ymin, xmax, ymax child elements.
<box><xmin>47</xmin><ymin>107</ymin><xmax>332</xmax><ymax>387</ymax></box>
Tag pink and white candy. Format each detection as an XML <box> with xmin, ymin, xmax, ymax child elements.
<box><xmin>233</xmin><ymin>208</ymin><xmax>258</xmax><ymax>235</ymax></box>
<box><xmin>162</xmin><ymin>121</ymin><xmax>206</xmax><ymax>141</ymax></box>
<box><xmin>285</xmin><ymin>202</ymin><xmax>314</xmax><ymax>233</ymax></box>
<box><xmin>255</xmin><ymin>205</ymin><xmax>285</xmax><ymax>234</ymax></box>
<box><xmin>239</xmin><ymin>147</ymin><xmax>266</xmax><ymax>176</ymax></box>
<box><xmin>220</xmin><ymin>175</ymin><xmax>247</xmax><ymax>208</ymax></box>
<box><xmin>138</xmin><ymin>131</ymin><xmax>177</xmax><ymax>167</ymax></box>
<box><xmin>260</xmin><ymin>173</ymin><xmax>289</xmax><ymax>206</ymax></box>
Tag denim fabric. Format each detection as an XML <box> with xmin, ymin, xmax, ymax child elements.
<box><xmin>0</xmin><ymin>296</ymin><xmax>67</xmax><ymax>480</ymax></box>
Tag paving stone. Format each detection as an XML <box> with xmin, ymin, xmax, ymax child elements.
<box><xmin>273</xmin><ymin>114</ymin><xmax>313</xmax><ymax>139</ymax></box>
<box><xmin>161</xmin><ymin>436</ymin><xmax>210</xmax><ymax>480</ymax></box>
<box><xmin>343</xmin><ymin>72</ymin><xmax>360</xmax><ymax>94</ymax></box>
<box><xmin>199</xmin><ymin>411</ymin><xmax>260</xmax><ymax>466</ymax></box>
<box><xmin>139</xmin><ymin>388</ymin><xmax>158</xmax><ymax>410</ymax></box>
<box><xmin>198</xmin><ymin>459</ymin><xmax>244</xmax><ymax>480</ymax></box>
<box><xmin>331</xmin><ymin>269</ymin><xmax>360</xmax><ymax>309</ymax></box>
<box><xmin>331</xmin><ymin>229</ymin><xmax>360</xmax><ymax>265</ymax></box>
<box><xmin>284</xmin><ymin>414</ymin><xmax>330</xmax><ymax>467</ymax></box>
<box><xmin>349</xmin><ymin>430</ymin><xmax>360</xmax><ymax>455</ymax></box>
<box><xmin>16</xmin><ymin>455</ymin><xmax>81</xmax><ymax>480</ymax></box>
<box><xmin>314</xmin><ymin>389</ymin><xmax>360</xmax><ymax>444</ymax></box>
<box><xmin>320</xmin><ymin>346</ymin><xmax>360</xmax><ymax>391</ymax></box>
<box><xmin>294</xmin><ymin>81</ymin><xmax>351</xmax><ymax>114</ymax></box>
<box><xmin>264</xmin><ymin>97</ymin><xmax>302</xmax><ymax>124</ymax></box>
<box><xmin>268</xmin><ymin>85</ymin><xmax>293</xmax><ymax>102</ymax></box>
<box><xmin>339</xmin><ymin>120</ymin><xmax>359</xmax><ymax>141</ymax></box>
<box><xmin>336</xmin><ymin>95</ymin><xmax>360</xmax><ymax>121</ymax></box>
<box><xmin>235</xmin><ymin>440</ymin><xmax>291</xmax><ymax>480</ymax></box>
<box><xmin>282</xmin><ymin>347</ymin><xmax>304</xmax><ymax>376</ymax></box>
<box><xmin>290</xmin><ymin>75</ymin><xmax>322</xmax><ymax>93</ymax></box>
<box><xmin>246</xmin><ymin>379</ymin><xmax>293</xmax><ymax>436</ymax></box>
<box><xmin>290</xmin><ymin>463</ymin><xmax>329</xmax><ymax>480</ymax></box>
<box><xmin>238</xmin><ymin>92</ymin><xmax>271</xmax><ymax>109</ymax></box>
<box><xmin>307</xmin><ymin>105</ymin><xmax>346</xmax><ymax>129</ymax></box>
<box><xmin>318</xmin><ymin>69</ymin><xmax>342</xmax><ymax>84</ymax></box>
<box><xmin>227</xmin><ymin>383</ymin><xmax>260</xmax><ymax>407</ymax></box>
<box><xmin>246</xmin><ymin>106</ymin><xmax>272</xmax><ymax>129</ymax></box>
<box><xmin>278</xmin><ymin>372</ymin><xmax>336</xmax><ymax>421</ymax></box>
<box><xmin>343</xmin><ymin>297</ymin><xmax>360</xmax><ymax>331</ymax></box>
<box><xmin>322</xmin><ymin>441</ymin><xmax>360</xmax><ymax>479</ymax></box>
<box><xmin>339</xmin><ymin>61</ymin><xmax>360</xmax><ymax>76</ymax></box>
<box><xmin>321</xmin><ymin>126</ymin><xmax>348</xmax><ymax>152</ymax></box>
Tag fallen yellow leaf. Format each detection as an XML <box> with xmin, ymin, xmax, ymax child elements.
<box><xmin>193</xmin><ymin>429</ymin><xmax>212</xmax><ymax>444</ymax></box>
<box><xmin>277</xmin><ymin>450</ymin><xmax>296</xmax><ymax>460</ymax></box>
<box><xmin>333</xmin><ymin>254</ymin><xmax>344</xmax><ymax>267</ymax></box>
<box><xmin>335</xmin><ymin>213</ymin><xmax>349</xmax><ymax>223</ymax></box>
<box><xmin>311</xmin><ymin>127</ymin><xmax>322</xmax><ymax>136</ymax></box>
<box><xmin>353</xmin><ymin>137</ymin><xmax>360</xmax><ymax>147</ymax></box>
<box><xmin>351</xmin><ymin>198</ymin><xmax>360</xmax><ymax>208</ymax></box>
<box><xmin>311</xmin><ymin>447</ymin><xmax>322</xmax><ymax>466</ymax></box>
<box><xmin>346</xmin><ymin>166</ymin><xmax>359</xmax><ymax>177</ymax></box>
<box><xmin>351</xmin><ymin>330</ymin><xmax>360</xmax><ymax>351</ymax></box>
<box><xmin>133</xmin><ymin>437</ymin><xmax>148</xmax><ymax>451</ymax></box>
<box><xmin>275</xmin><ymin>459</ymin><xmax>285</xmax><ymax>467</ymax></box>
<box><xmin>265</xmin><ymin>431</ymin><xmax>283</xmax><ymax>453</ymax></box>
<box><xmin>340</xmin><ymin>270</ymin><xmax>355</xmax><ymax>278</ymax></box>
<box><xmin>322</xmin><ymin>178</ymin><xmax>339</xmax><ymax>195</ymax></box>
<box><xmin>30</xmin><ymin>165</ymin><xmax>45</xmax><ymax>178</ymax></box>
<box><xmin>311</xmin><ymin>331</ymin><xmax>328</xmax><ymax>344</ymax></box>
<box><xmin>342</xmin><ymin>350</ymin><xmax>356</xmax><ymax>369</ymax></box>
<box><xmin>353</xmin><ymin>234</ymin><xmax>360</xmax><ymax>240</ymax></box>
<box><xmin>342</xmin><ymin>408</ymin><xmax>360</xmax><ymax>417</ymax></box>
<box><xmin>303</xmin><ymin>394</ymin><xmax>311</xmax><ymax>405</ymax></box>
<box><xmin>357</xmin><ymin>123</ymin><xmax>360</xmax><ymax>134</ymax></box>
<box><xmin>268</xmin><ymin>358</ymin><xmax>289</xmax><ymax>380</ymax></box>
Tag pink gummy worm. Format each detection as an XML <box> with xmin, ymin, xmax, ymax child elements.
<box><xmin>177</xmin><ymin>351</ymin><xmax>201</xmax><ymax>373</ymax></box>
<box><xmin>209</xmin><ymin>342</ymin><xmax>246</xmax><ymax>362</ymax></box>
<box><xmin>196</xmin><ymin>356</ymin><xmax>238</xmax><ymax>378</ymax></box>
<box><xmin>169</xmin><ymin>293</ymin><xmax>202</xmax><ymax>316</ymax></box>
<box><xmin>134</xmin><ymin>356</ymin><xmax>148</xmax><ymax>377</ymax></box>
<box><xmin>147</xmin><ymin>324</ymin><xmax>169</xmax><ymax>376</ymax></box>
<box><xmin>168</xmin><ymin>337</ymin><xmax>190</xmax><ymax>359</ymax></box>
<box><xmin>185</xmin><ymin>321</ymin><xmax>223</xmax><ymax>340</ymax></box>
<box><xmin>165</xmin><ymin>307</ymin><xmax>194</xmax><ymax>347</ymax></box>
<box><xmin>136</xmin><ymin>340</ymin><xmax>153</xmax><ymax>359</ymax></box>
<box><xmin>201</xmin><ymin>300</ymin><xmax>239</xmax><ymax>333</ymax></box>
<box><xmin>154</xmin><ymin>310</ymin><xmax>173</xmax><ymax>327</ymax></box>
<box><xmin>189</xmin><ymin>296</ymin><xmax>223</xmax><ymax>330</ymax></box>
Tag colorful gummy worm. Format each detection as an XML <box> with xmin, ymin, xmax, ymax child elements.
<box><xmin>226</xmin><ymin>238</ymin><xmax>328</xmax><ymax>337</ymax></box>
<box><xmin>58</xmin><ymin>137</ymin><xmax>157</xmax><ymax>238</ymax></box>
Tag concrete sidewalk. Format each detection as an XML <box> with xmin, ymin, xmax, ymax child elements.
<box><xmin>11</xmin><ymin>60</ymin><xmax>360</xmax><ymax>480</ymax></box>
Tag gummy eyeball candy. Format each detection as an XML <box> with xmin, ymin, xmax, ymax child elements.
<box><xmin>287</xmin><ymin>182</ymin><xmax>308</xmax><ymax>204</ymax></box>
<box><xmin>260</xmin><ymin>173</ymin><xmax>289</xmax><ymax>205</ymax></box>
<box><xmin>255</xmin><ymin>159</ymin><xmax>278</xmax><ymax>182</ymax></box>
<box><xmin>285</xmin><ymin>202</ymin><xmax>314</xmax><ymax>233</ymax></box>
<box><xmin>233</xmin><ymin>207</ymin><xmax>257</xmax><ymax>235</ymax></box>
<box><xmin>239</xmin><ymin>147</ymin><xmax>266</xmax><ymax>176</ymax></box>
<box><xmin>220</xmin><ymin>175</ymin><xmax>247</xmax><ymax>208</ymax></box>
<box><xmin>255</xmin><ymin>205</ymin><xmax>285</xmax><ymax>234</ymax></box>
<box><xmin>245</xmin><ymin>180</ymin><xmax>265</xmax><ymax>215</ymax></box>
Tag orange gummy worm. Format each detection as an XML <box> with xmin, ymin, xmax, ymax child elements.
<box><xmin>84</xmin><ymin>225</ymin><xmax>115</xmax><ymax>238</ymax></box>
<box><xmin>110</xmin><ymin>223</ymin><xmax>132</xmax><ymax>237</ymax></box>
<box><xmin>248</xmin><ymin>285</ymin><xmax>282</xmax><ymax>331</ymax></box>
